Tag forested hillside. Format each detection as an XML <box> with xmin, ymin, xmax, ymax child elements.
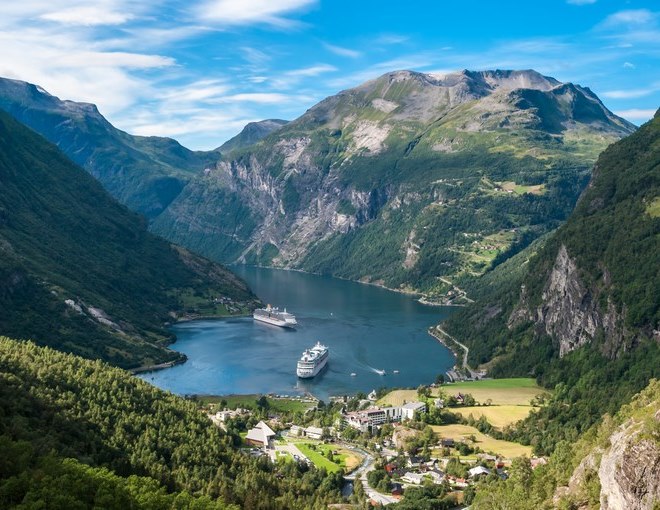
<box><xmin>0</xmin><ymin>110</ymin><xmax>258</xmax><ymax>369</ymax></box>
<box><xmin>0</xmin><ymin>337</ymin><xmax>343</xmax><ymax>509</ymax></box>
<box><xmin>444</xmin><ymin>110</ymin><xmax>660</xmax><ymax>454</ymax></box>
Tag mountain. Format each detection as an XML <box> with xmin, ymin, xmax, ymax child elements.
<box><xmin>151</xmin><ymin>69</ymin><xmax>636</xmax><ymax>299</ymax></box>
<box><xmin>219</xmin><ymin>119</ymin><xmax>289</xmax><ymax>155</ymax></box>
<box><xmin>0</xmin><ymin>77</ymin><xmax>219</xmax><ymax>218</ymax></box>
<box><xmin>0</xmin><ymin>337</ymin><xmax>343</xmax><ymax>509</ymax></box>
<box><xmin>443</xmin><ymin>110</ymin><xmax>659</xmax><ymax>453</ymax></box>
<box><xmin>0</xmin><ymin>110</ymin><xmax>258</xmax><ymax>369</ymax></box>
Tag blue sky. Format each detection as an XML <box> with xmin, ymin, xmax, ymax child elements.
<box><xmin>0</xmin><ymin>0</ymin><xmax>658</xmax><ymax>149</ymax></box>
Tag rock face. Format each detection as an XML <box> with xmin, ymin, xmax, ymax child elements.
<box><xmin>152</xmin><ymin>69</ymin><xmax>635</xmax><ymax>297</ymax></box>
<box><xmin>510</xmin><ymin>244</ymin><xmax>629</xmax><ymax>357</ymax></box>
<box><xmin>553</xmin><ymin>381</ymin><xmax>660</xmax><ymax>510</ymax></box>
<box><xmin>598</xmin><ymin>411</ymin><xmax>660</xmax><ymax>510</ymax></box>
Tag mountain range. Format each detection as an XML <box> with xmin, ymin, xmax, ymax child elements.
<box><xmin>0</xmin><ymin>77</ymin><xmax>219</xmax><ymax>219</ymax></box>
<box><xmin>151</xmin><ymin>69</ymin><xmax>635</xmax><ymax>299</ymax></box>
<box><xmin>0</xmin><ymin>70</ymin><xmax>636</xmax><ymax>301</ymax></box>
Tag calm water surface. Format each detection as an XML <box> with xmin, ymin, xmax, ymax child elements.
<box><xmin>142</xmin><ymin>267</ymin><xmax>455</xmax><ymax>401</ymax></box>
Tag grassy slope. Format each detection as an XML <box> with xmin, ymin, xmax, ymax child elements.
<box><xmin>0</xmin><ymin>110</ymin><xmax>257</xmax><ymax>368</ymax></box>
<box><xmin>430</xmin><ymin>424</ymin><xmax>533</xmax><ymax>458</ymax></box>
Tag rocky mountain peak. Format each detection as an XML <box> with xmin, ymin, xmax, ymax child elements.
<box><xmin>218</xmin><ymin>118</ymin><xmax>289</xmax><ymax>154</ymax></box>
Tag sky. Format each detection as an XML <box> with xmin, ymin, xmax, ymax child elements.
<box><xmin>0</xmin><ymin>0</ymin><xmax>658</xmax><ymax>150</ymax></box>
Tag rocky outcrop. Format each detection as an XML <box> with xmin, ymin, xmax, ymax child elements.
<box><xmin>509</xmin><ymin>244</ymin><xmax>629</xmax><ymax>358</ymax></box>
<box><xmin>598</xmin><ymin>410</ymin><xmax>660</xmax><ymax>510</ymax></box>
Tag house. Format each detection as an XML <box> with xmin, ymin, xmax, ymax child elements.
<box><xmin>391</xmin><ymin>483</ymin><xmax>403</xmax><ymax>496</ymax></box>
<box><xmin>440</xmin><ymin>438</ymin><xmax>455</xmax><ymax>448</ymax></box>
<box><xmin>245</xmin><ymin>421</ymin><xmax>276</xmax><ymax>448</ymax></box>
<box><xmin>368</xmin><ymin>389</ymin><xmax>378</xmax><ymax>401</ymax></box>
<box><xmin>468</xmin><ymin>466</ymin><xmax>492</xmax><ymax>478</ymax></box>
<box><xmin>289</xmin><ymin>425</ymin><xmax>304</xmax><ymax>437</ymax></box>
<box><xmin>384</xmin><ymin>463</ymin><xmax>396</xmax><ymax>475</ymax></box>
<box><xmin>426</xmin><ymin>470</ymin><xmax>445</xmax><ymax>484</ymax></box>
<box><xmin>305</xmin><ymin>426</ymin><xmax>323</xmax><ymax>440</ymax></box>
<box><xmin>455</xmin><ymin>393</ymin><xmax>465</xmax><ymax>405</ymax></box>
<box><xmin>401</xmin><ymin>401</ymin><xmax>427</xmax><ymax>420</ymax></box>
<box><xmin>434</xmin><ymin>398</ymin><xmax>445</xmax><ymax>409</ymax></box>
<box><xmin>402</xmin><ymin>472</ymin><xmax>424</xmax><ymax>485</ymax></box>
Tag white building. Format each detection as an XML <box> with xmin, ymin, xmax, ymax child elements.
<box><xmin>402</xmin><ymin>472</ymin><xmax>425</xmax><ymax>485</ymax></box>
<box><xmin>468</xmin><ymin>466</ymin><xmax>492</xmax><ymax>478</ymax></box>
<box><xmin>401</xmin><ymin>401</ymin><xmax>427</xmax><ymax>419</ymax></box>
<box><xmin>246</xmin><ymin>421</ymin><xmax>276</xmax><ymax>448</ymax></box>
<box><xmin>305</xmin><ymin>426</ymin><xmax>323</xmax><ymax>440</ymax></box>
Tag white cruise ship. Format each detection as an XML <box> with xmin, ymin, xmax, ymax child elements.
<box><xmin>253</xmin><ymin>305</ymin><xmax>297</xmax><ymax>328</ymax></box>
<box><xmin>296</xmin><ymin>342</ymin><xmax>329</xmax><ymax>378</ymax></box>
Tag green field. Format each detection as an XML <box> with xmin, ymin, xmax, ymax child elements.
<box><xmin>439</xmin><ymin>378</ymin><xmax>548</xmax><ymax>406</ymax></box>
<box><xmin>451</xmin><ymin>405</ymin><xmax>538</xmax><ymax>428</ymax></box>
<box><xmin>198</xmin><ymin>394</ymin><xmax>314</xmax><ymax>413</ymax></box>
<box><xmin>294</xmin><ymin>443</ymin><xmax>343</xmax><ymax>473</ymax></box>
<box><xmin>431</xmin><ymin>424</ymin><xmax>532</xmax><ymax>458</ymax></box>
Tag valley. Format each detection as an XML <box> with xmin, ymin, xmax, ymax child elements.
<box><xmin>0</xmin><ymin>33</ymin><xmax>657</xmax><ymax>508</ymax></box>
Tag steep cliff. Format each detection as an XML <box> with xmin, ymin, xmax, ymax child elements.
<box><xmin>152</xmin><ymin>69</ymin><xmax>635</xmax><ymax>299</ymax></box>
<box><xmin>558</xmin><ymin>380</ymin><xmax>660</xmax><ymax>510</ymax></box>
<box><xmin>470</xmin><ymin>380</ymin><xmax>660</xmax><ymax>510</ymax></box>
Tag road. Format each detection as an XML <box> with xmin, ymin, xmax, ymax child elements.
<box><xmin>342</xmin><ymin>446</ymin><xmax>399</xmax><ymax>506</ymax></box>
<box><xmin>430</xmin><ymin>326</ymin><xmax>480</xmax><ymax>379</ymax></box>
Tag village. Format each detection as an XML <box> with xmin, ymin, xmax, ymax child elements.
<box><xmin>200</xmin><ymin>378</ymin><xmax>550</xmax><ymax>507</ymax></box>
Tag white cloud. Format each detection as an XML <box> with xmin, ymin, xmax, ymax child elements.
<box><xmin>623</xmin><ymin>62</ymin><xmax>635</xmax><ymax>69</ymax></box>
<box><xmin>600</xmin><ymin>9</ymin><xmax>656</xmax><ymax>28</ymax></box>
<box><xmin>323</xmin><ymin>43</ymin><xmax>361</xmax><ymax>59</ymax></box>
<box><xmin>217</xmin><ymin>93</ymin><xmax>293</xmax><ymax>104</ymax></box>
<box><xmin>285</xmin><ymin>64</ymin><xmax>336</xmax><ymax>77</ymax></box>
<box><xmin>614</xmin><ymin>108</ymin><xmax>657</xmax><ymax>121</ymax></box>
<box><xmin>40</xmin><ymin>6</ymin><xmax>133</xmax><ymax>26</ymax></box>
<box><xmin>197</xmin><ymin>0</ymin><xmax>316</xmax><ymax>27</ymax></box>
<box><xmin>602</xmin><ymin>84</ymin><xmax>660</xmax><ymax>99</ymax></box>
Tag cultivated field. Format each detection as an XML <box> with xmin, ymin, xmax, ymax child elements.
<box><xmin>377</xmin><ymin>389</ymin><xmax>419</xmax><ymax>407</ymax></box>
<box><xmin>450</xmin><ymin>405</ymin><xmax>537</xmax><ymax>428</ymax></box>
<box><xmin>439</xmin><ymin>378</ymin><xmax>548</xmax><ymax>406</ymax></box>
<box><xmin>431</xmin><ymin>424</ymin><xmax>532</xmax><ymax>458</ymax></box>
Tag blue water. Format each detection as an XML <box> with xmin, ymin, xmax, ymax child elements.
<box><xmin>142</xmin><ymin>266</ymin><xmax>455</xmax><ymax>401</ymax></box>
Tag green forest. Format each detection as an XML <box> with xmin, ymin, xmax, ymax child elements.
<box><xmin>0</xmin><ymin>337</ymin><xmax>344</xmax><ymax>509</ymax></box>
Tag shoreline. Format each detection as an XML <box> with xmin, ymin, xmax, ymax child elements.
<box><xmin>236</xmin><ymin>263</ymin><xmax>459</xmax><ymax>307</ymax></box>
<box><xmin>131</xmin><ymin>355</ymin><xmax>187</xmax><ymax>374</ymax></box>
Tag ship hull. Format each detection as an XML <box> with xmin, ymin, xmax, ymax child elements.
<box><xmin>253</xmin><ymin>314</ymin><xmax>296</xmax><ymax>328</ymax></box>
<box><xmin>297</xmin><ymin>357</ymin><xmax>329</xmax><ymax>378</ymax></box>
